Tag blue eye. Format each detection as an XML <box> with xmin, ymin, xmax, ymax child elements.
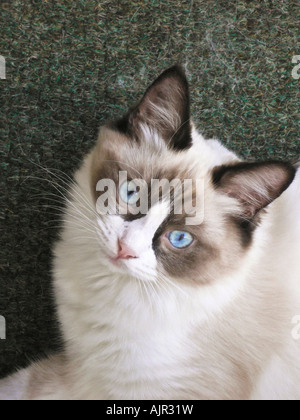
<box><xmin>168</xmin><ymin>231</ymin><xmax>194</xmax><ymax>249</ymax></box>
<box><xmin>120</xmin><ymin>181</ymin><xmax>140</xmax><ymax>205</ymax></box>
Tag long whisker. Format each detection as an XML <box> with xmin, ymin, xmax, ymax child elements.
<box><xmin>27</xmin><ymin>174</ymin><xmax>97</xmax><ymax>218</ymax></box>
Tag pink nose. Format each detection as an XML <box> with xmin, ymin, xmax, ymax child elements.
<box><xmin>117</xmin><ymin>240</ymin><xmax>137</xmax><ymax>260</ymax></box>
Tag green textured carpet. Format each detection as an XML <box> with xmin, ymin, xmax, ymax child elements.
<box><xmin>0</xmin><ymin>0</ymin><xmax>299</xmax><ymax>379</ymax></box>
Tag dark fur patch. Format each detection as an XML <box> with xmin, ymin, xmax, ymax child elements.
<box><xmin>213</xmin><ymin>161</ymin><xmax>295</xmax><ymax>248</ymax></box>
<box><xmin>213</xmin><ymin>161</ymin><xmax>296</xmax><ymax>243</ymax></box>
<box><xmin>230</xmin><ymin>218</ymin><xmax>255</xmax><ymax>248</ymax></box>
<box><xmin>213</xmin><ymin>161</ymin><xmax>296</xmax><ymax>192</ymax></box>
<box><xmin>110</xmin><ymin>65</ymin><xmax>192</xmax><ymax>151</ymax></box>
<box><xmin>109</xmin><ymin>114</ymin><xmax>132</xmax><ymax>138</ymax></box>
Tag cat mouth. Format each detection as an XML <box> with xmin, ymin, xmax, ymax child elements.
<box><xmin>107</xmin><ymin>253</ymin><xmax>141</xmax><ymax>278</ymax></box>
<box><xmin>108</xmin><ymin>255</ymin><xmax>135</xmax><ymax>270</ymax></box>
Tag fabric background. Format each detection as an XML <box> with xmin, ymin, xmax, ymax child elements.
<box><xmin>0</xmin><ymin>0</ymin><xmax>299</xmax><ymax>378</ymax></box>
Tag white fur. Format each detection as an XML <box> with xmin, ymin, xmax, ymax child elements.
<box><xmin>1</xmin><ymin>129</ymin><xmax>300</xmax><ymax>400</ymax></box>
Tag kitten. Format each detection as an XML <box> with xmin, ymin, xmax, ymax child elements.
<box><xmin>1</xmin><ymin>66</ymin><xmax>300</xmax><ymax>400</ymax></box>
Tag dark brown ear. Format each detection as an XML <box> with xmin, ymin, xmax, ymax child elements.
<box><xmin>113</xmin><ymin>65</ymin><xmax>192</xmax><ymax>151</ymax></box>
<box><xmin>213</xmin><ymin>161</ymin><xmax>296</xmax><ymax>219</ymax></box>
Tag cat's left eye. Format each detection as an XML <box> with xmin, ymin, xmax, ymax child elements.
<box><xmin>168</xmin><ymin>231</ymin><xmax>194</xmax><ymax>249</ymax></box>
<box><xmin>119</xmin><ymin>181</ymin><xmax>140</xmax><ymax>205</ymax></box>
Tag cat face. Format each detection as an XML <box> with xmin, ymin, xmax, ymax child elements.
<box><xmin>89</xmin><ymin>66</ymin><xmax>295</xmax><ymax>285</ymax></box>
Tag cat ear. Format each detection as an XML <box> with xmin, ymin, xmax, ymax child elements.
<box><xmin>213</xmin><ymin>161</ymin><xmax>296</xmax><ymax>219</ymax></box>
<box><xmin>114</xmin><ymin>65</ymin><xmax>192</xmax><ymax>151</ymax></box>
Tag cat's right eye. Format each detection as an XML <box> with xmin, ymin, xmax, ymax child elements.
<box><xmin>168</xmin><ymin>231</ymin><xmax>194</xmax><ymax>249</ymax></box>
<box><xmin>119</xmin><ymin>181</ymin><xmax>140</xmax><ymax>205</ymax></box>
